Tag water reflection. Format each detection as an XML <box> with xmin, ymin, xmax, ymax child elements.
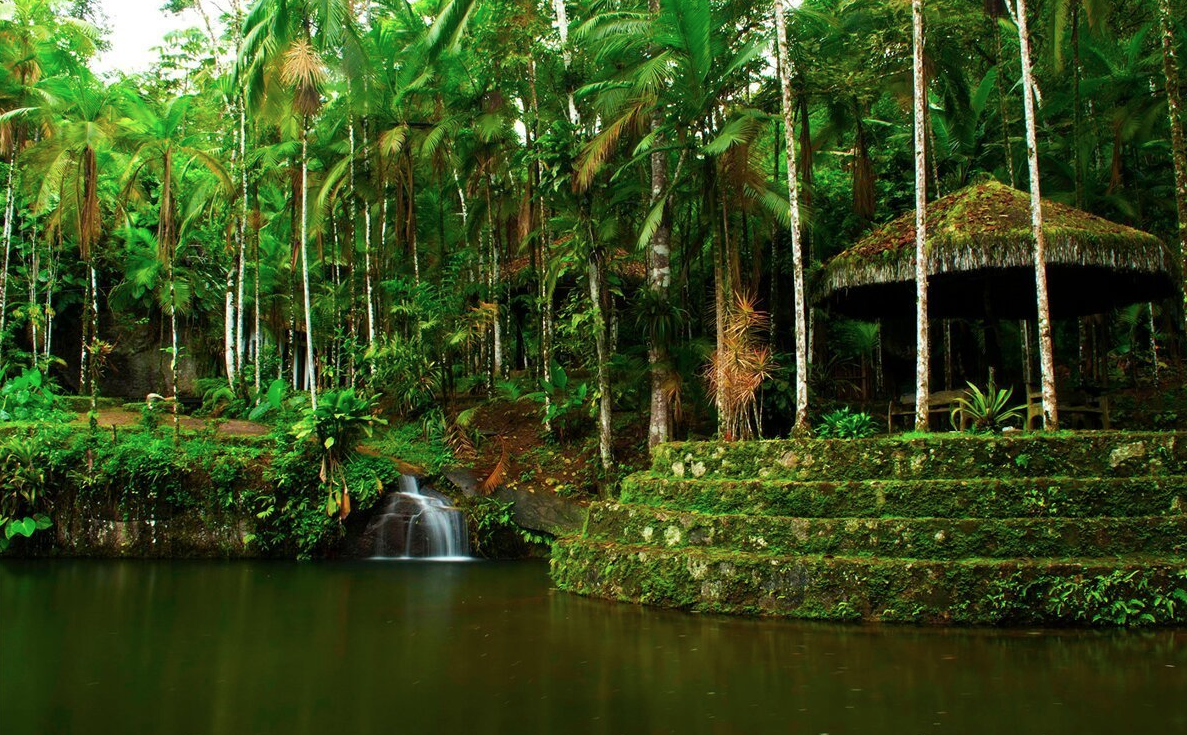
<box><xmin>1</xmin><ymin>560</ymin><xmax>1184</xmax><ymax>735</ymax></box>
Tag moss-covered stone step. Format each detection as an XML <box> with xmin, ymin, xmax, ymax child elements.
<box><xmin>585</xmin><ymin>502</ymin><xmax>1187</xmax><ymax>560</ymax></box>
<box><xmin>620</xmin><ymin>473</ymin><xmax>1187</xmax><ymax>519</ymax></box>
<box><xmin>652</xmin><ymin>433</ymin><xmax>1187</xmax><ymax>481</ymax></box>
<box><xmin>550</xmin><ymin>537</ymin><xmax>1187</xmax><ymax>625</ymax></box>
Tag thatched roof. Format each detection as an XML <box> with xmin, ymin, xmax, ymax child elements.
<box><xmin>816</xmin><ymin>179</ymin><xmax>1176</xmax><ymax>319</ymax></box>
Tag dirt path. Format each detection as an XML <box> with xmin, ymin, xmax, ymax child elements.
<box><xmin>73</xmin><ymin>409</ymin><xmax>270</xmax><ymax>437</ymax></box>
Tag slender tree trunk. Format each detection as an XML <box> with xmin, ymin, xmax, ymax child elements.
<box><xmin>28</xmin><ymin>223</ymin><xmax>37</xmax><ymax>370</ymax></box>
<box><xmin>646</xmin><ymin>2</ymin><xmax>673</xmax><ymax>447</ymax></box>
<box><xmin>170</xmin><ymin>275</ymin><xmax>179</xmax><ymax>440</ymax></box>
<box><xmin>0</xmin><ymin>161</ymin><xmax>15</xmax><ymax>366</ymax></box>
<box><xmin>553</xmin><ymin>0</ymin><xmax>578</xmax><ymax>123</ymax></box>
<box><xmin>253</xmin><ymin>207</ymin><xmax>261</xmax><ymax>393</ymax></box>
<box><xmin>79</xmin><ymin>265</ymin><xmax>90</xmax><ymax>393</ymax></box>
<box><xmin>773</xmin><ymin>0</ymin><xmax>810</xmax><ymax>434</ymax></box>
<box><xmin>300</xmin><ymin>122</ymin><xmax>317</xmax><ymax>409</ymax></box>
<box><xmin>1157</xmin><ymin>0</ymin><xmax>1187</xmax><ymax>340</ymax></box>
<box><xmin>589</xmin><ymin>243</ymin><xmax>612</xmax><ymax>470</ymax></box>
<box><xmin>1014</xmin><ymin>0</ymin><xmax>1058</xmax><ymax>428</ymax></box>
<box><xmin>224</xmin><ymin>269</ymin><xmax>236</xmax><ymax>386</ymax></box>
<box><xmin>236</xmin><ymin>99</ymin><xmax>248</xmax><ymax>378</ymax></box>
<box><xmin>912</xmin><ymin>0</ymin><xmax>931</xmax><ymax>431</ymax></box>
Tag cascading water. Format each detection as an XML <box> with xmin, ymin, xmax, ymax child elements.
<box><xmin>368</xmin><ymin>475</ymin><xmax>471</xmax><ymax>560</ymax></box>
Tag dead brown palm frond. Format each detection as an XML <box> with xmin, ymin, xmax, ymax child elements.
<box><xmin>281</xmin><ymin>39</ymin><xmax>325</xmax><ymax>115</ymax></box>
<box><xmin>478</xmin><ymin>436</ymin><xmax>508</xmax><ymax>495</ymax></box>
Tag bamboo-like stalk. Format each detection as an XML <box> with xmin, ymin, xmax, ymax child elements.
<box><xmin>773</xmin><ymin>0</ymin><xmax>810</xmax><ymax>434</ymax></box>
<box><xmin>1014</xmin><ymin>0</ymin><xmax>1058</xmax><ymax>429</ymax></box>
<box><xmin>912</xmin><ymin>0</ymin><xmax>931</xmax><ymax>432</ymax></box>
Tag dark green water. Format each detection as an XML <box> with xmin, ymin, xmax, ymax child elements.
<box><xmin>2</xmin><ymin>560</ymin><xmax>1184</xmax><ymax>735</ymax></box>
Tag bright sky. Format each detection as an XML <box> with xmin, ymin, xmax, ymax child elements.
<box><xmin>93</xmin><ymin>0</ymin><xmax>219</xmax><ymax>75</ymax></box>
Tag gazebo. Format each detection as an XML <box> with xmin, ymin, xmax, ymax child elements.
<box><xmin>815</xmin><ymin>179</ymin><xmax>1176</xmax><ymax>320</ymax></box>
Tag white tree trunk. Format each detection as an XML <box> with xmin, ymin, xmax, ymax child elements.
<box><xmin>300</xmin><ymin>125</ymin><xmax>318</xmax><ymax>409</ymax></box>
<box><xmin>773</xmin><ymin>0</ymin><xmax>811</xmax><ymax>434</ymax></box>
<box><xmin>0</xmin><ymin>161</ymin><xmax>15</xmax><ymax>366</ymax></box>
<box><xmin>912</xmin><ymin>0</ymin><xmax>931</xmax><ymax>432</ymax></box>
<box><xmin>236</xmin><ymin>100</ymin><xmax>248</xmax><ymax>376</ymax></box>
<box><xmin>588</xmin><ymin>249</ymin><xmax>612</xmax><ymax>470</ymax></box>
<box><xmin>1015</xmin><ymin>0</ymin><xmax>1058</xmax><ymax>429</ymax></box>
<box><xmin>224</xmin><ymin>268</ymin><xmax>236</xmax><ymax>386</ymax></box>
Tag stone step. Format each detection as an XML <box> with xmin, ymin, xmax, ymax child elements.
<box><xmin>651</xmin><ymin>433</ymin><xmax>1187</xmax><ymax>482</ymax></box>
<box><xmin>586</xmin><ymin>502</ymin><xmax>1187</xmax><ymax>560</ymax></box>
<box><xmin>620</xmin><ymin>474</ymin><xmax>1187</xmax><ymax>519</ymax></box>
<box><xmin>550</xmin><ymin>537</ymin><xmax>1187</xmax><ymax>625</ymax></box>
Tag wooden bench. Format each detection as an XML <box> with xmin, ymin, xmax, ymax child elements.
<box><xmin>888</xmin><ymin>389</ymin><xmax>970</xmax><ymax>432</ymax></box>
<box><xmin>1025</xmin><ymin>387</ymin><xmax>1110</xmax><ymax>430</ymax></box>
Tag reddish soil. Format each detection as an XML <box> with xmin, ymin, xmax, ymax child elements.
<box><xmin>460</xmin><ymin>398</ymin><xmax>649</xmax><ymax>498</ymax></box>
<box><xmin>73</xmin><ymin>409</ymin><xmax>271</xmax><ymax>437</ymax></box>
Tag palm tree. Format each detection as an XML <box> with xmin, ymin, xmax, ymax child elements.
<box><xmin>1011</xmin><ymin>0</ymin><xmax>1058</xmax><ymax>429</ymax></box>
<box><xmin>118</xmin><ymin>92</ymin><xmax>229</xmax><ymax>434</ymax></box>
<box><xmin>238</xmin><ymin>0</ymin><xmax>365</xmax><ymax>409</ymax></box>
<box><xmin>576</xmin><ymin>0</ymin><xmax>768</xmax><ymax>442</ymax></box>
<box><xmin>912</xmin><ymin>0</ymin><xmax>930</xmax><ymax>431</ymax></box>
<box><xmin>773</xmin><ymin>0</ymin><xmax>810</xmax><ymax>435</ymax></box>
<box><xmin>25</xmin><ymin>75</ymin><xmax>118</xmax><ymax>401</ymax></box>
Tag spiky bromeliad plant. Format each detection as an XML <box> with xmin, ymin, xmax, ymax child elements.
<box><xmin>705</xmin><ymin>293</ymin><xmax>776</xmax><ymax>441</ymax></box>
<box><xmin>292</xmin><ymin>389</ymin><xmax>387</xmax><ymax>519</ymax></box>
<box><xmin>950</xmin><ymin>378</ymin><xmax>1025</xmax><ymax>433</ymax></box>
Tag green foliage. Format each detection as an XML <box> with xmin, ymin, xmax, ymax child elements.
<box><xmin>370</xmin><ymin>419</ymin><xmax>454</xmax><ymax>474</ymax></box>
<box><xmin>950</xmin><ymin>379</ymin><xmax>1025</xmax><ymax>433</ymax></box>
<box><xmin>816</xmin><ymin>407</ymin><xmax>878</xmax><ymax>439</ymax></box>
<box><xmin>464</xmin><ymin>496</ymin><xmax>549</xmax><ymax>558</ymax></box>
<box><xmin>292</xmin><ymin>389</ymin><xmax>387</xmax><ymax>518</ymax></box>
<box><xmin>0</xmin><ymin>437</ymin><xmax>52</xmax><ymax>553</ymax></box>
<box><xmin>526</xmin><ymin>361</ymin><xmax>590</xmax><ymax>442</ymax></box>
<box><xmin>365</xmin><ymin>337</ymin><xmax>443</xmax><ymax>418</ymax></box>
<box><xmin>0</xmin><ymin>369</ymin><xmax>70</xmax><ymax>423</ymax></box>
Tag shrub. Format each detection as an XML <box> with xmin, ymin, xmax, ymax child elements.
<box><xmin>817</xmin><ymin>407</ymin><xmax>878</xmax><ymax>439</ymax></box>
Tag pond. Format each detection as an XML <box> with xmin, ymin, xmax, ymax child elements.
<box><xmin>1</xmin><ymin>560</ymin><xmax>1184</xmax><ymax>735</ymax></box>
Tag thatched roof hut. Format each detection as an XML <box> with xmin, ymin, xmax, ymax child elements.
<box><xmin>816</xmin><ymin>179</ymin><xmax>1175</xmax><ymax>319</ymax></box>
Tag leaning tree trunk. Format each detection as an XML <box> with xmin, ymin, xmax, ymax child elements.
<box><xmin>773</xmin><ymin>0</ymin><xmax>811</xmax><ymax>434</ymax></box>
<box><xmin>1015</xmin><ymin>0</ymin><xmax>1058</xmax><ymax>429</ymax></box>
<box><xmin>1157</xmin><ymin>0</ymin><xmax>1187</xmax><ymax>340</ymax></box>
<box><xmin>300</xmin><ymin>122</ymin><xmax>317</xmax><ymax>409</ymax></box>
<box><xmin>912</xmin><ymin>0</ymin><xmax>931</xmax><ymax>432</ymax></box>
<box><xmin>589</xmin><ymin>244</ymin><xmax>613</xmax><ymax>471</ymax></box>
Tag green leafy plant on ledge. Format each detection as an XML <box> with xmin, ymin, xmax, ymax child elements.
<box><xmin>816</xmin><ymin>407</ymin><xmax>878</xmax><ymax>439</ymax></box>
<box><xmin>292</xmin><ymin>389</ymin><xmax>388</xmax><ymax>519</ymax></box>
<box><xmin>951</xmin><ymin>379</ymin><xmax>1025</xmax><ymax>433</ymax></box>
<box><xmin>0</xmin><ymin>437</ymin><xmax>52</xmax><ymax>552</ymax></box>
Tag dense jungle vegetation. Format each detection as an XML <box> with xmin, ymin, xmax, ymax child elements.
<box><xmin>0</xmin><ymin>0</ymin><xmax>1185</xmax><ymax>473</ymax></box>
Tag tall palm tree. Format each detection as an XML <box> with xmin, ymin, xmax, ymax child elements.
<box><xmin>119</xmin><ymin>92</ymin><xmax>229</xmax><ymax>433</ymax></box>
<box><xmin>26</xmin><ymin>76</ymin><xmax>117</xmax><ymax>401</ymax></box>
<box><xmin>1012</xmin><ymin>0</ymin><xmax>1058</xmax><ymax>429</ymax></box>
<box><xmin>773</xmin><ymin>0</ymin><xmax>809</xmax><ymax>435</ymax></box>
<box><xmin>239</xmin><ymin>0</ymin><xmax>364</xmax><ymax>408</ymax></box>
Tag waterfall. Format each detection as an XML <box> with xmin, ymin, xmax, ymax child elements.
<box><xmin>368</xmin><ymin>475</ymin><xmax>471</xmax><ymax>560</ymax></box>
